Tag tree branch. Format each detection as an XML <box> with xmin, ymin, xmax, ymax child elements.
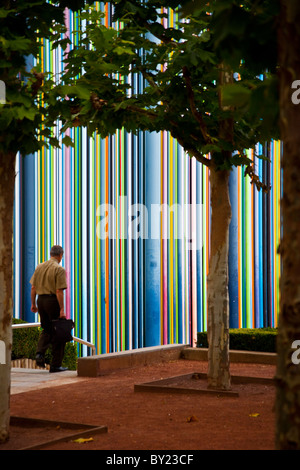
<box><xmin>138</xmin><ymin>17</ymin><xmax>178</xmax><ymax>47</ymax></box>
<box><xmin>182</xmin><ymin>66</ymin><xmax>213</xmax><ymax>145</ymax></box>
<box><xmin>175</xmin><ymin>135</ymin><xmax>211</xmax><ymax>167</ymax></box>
<box><xmin>138</xmin><ymin>66</ymin><xmax>162</xmax><ymax>94</ymax></box>
<box><xmin>89</xmin><ymin>93</ymin><xmax>211</xmax><ymax>167</ymax></box>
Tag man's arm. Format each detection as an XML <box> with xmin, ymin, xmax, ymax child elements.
<box><xmin>30</xmin><ymin>286</ymin><xmax>38</xmax><ymax>313</ymax></box>
<box><xmin>56</xmin><ymin>289</ymin><xmax>66</xmax><ymax>318</ymax></box>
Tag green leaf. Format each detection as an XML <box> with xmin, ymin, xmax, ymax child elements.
<box><xmin>62</xmin><ymin>135</ymin><xmax>74</xmax><ymax>147</ymax></box>
<box><xmin>230</xmin><ymin>153</ymin><xmax>252</xmax><ymax>167</ymax></box>
<box><xmin>0</xmin><ymin>8</ymin><xmax>14</xmax><ymax>18</ymax></box>
<box><xmin>60</xmin><ymin>85</ymin><xmax>91</xmax><ymax>100</ymax></box>
<box><xmin>113</xmin><ymin>46</ymin><xmax>135</xmax><ymax>55</ymax></box>
<box><xmin>220</xmin><ymin>83</ymin><xmax>251</xmax><ymax>108</ymax></box>
<box><xmin>0</xmin><ymin>36</ymin><xmax>32</xmax><ymax>53</ymax></box>
<box><xmin>15</xmin><ymin>106</ymin><xmax>37</xmax><ymax>121</ymax></box>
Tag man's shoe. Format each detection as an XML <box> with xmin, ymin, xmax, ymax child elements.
<box><xmin>49</xmin><ymin>366</ymin><xmax>68</xmax><ymax>373</ymax></box>
<box><xmin>35</xmin><ymin>353</ymin><xmax>45</xmax><ymax>368</ymax></box>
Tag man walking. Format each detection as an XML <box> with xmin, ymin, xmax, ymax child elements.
<box><xmin>30</xmin><ymin>245</ymin><xmax>69</xmax><ymax>373</ymax></box>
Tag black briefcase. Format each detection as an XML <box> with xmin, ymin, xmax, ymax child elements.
<box><xmin>52</xmin><ymin>318</ymin><xmax>75</xmax><ymax>343</ymax></box>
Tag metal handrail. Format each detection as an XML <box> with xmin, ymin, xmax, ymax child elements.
<box><xmin>12</xmin><ymin>322</ymin><xmax>96</xmax><ymax>356</ymax></box>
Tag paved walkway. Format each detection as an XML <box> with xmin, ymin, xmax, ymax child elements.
<box><xmin>10</xmin><ymin>368</ymin><xmax>84</xmax><ymax>395</ymax></box>
<box><xmin>10</xmin><ymin>347</ymin><xmax>277</xmax><ymax>395</ymax></box>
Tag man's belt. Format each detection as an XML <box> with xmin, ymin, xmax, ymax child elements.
<box><xmin>38</xmin><ymin>293</ymin><xmax>56</xmax><ymax>297</ymax></box>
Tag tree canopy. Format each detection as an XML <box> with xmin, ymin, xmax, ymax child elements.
<box><xmin>46</xmin><ymin>0</ymin><xmax>279</xmax><ymax>188</ymax></box>
<box><xmin>0</xmin><ymin>0</ymin><xmax>93</xmax><ymax>156</ymax></box>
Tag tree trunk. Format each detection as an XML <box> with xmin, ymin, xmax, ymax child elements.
<box><xmin>206</xmin><ymin>61</ymin><xmax>233</xmax><ymax>391</ymax></box>
<box><xmin>0</xmin><ymin>152</ymin><xmax>16</xmax><ymax>444</ymax></box>
<box><xmin>275</xmin><ymin>1</ymin><xmax>300</xmax><ymax>450</ymax></box>
<box><xmin>207</xmin><ymin>164</ymin><xmax>232</xmax><ymax>390</ymax></box>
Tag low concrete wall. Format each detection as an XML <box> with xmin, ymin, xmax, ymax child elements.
<box><xmin>77</xmin><ymin>344</ymin><xmax>189</xmax><ymax>377</ymax></box>
<box><xmin>77</xmin><ymin>344</ymin><xmax>277</xmax><ymax>377</ymax></box>
<box><xmin>181</xmin><ymin>347</ymin><xmax>277</xmax><ymax>365</ymax></box>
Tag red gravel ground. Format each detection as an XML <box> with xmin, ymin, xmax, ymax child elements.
<box><xmin>3</xmin><ymin>359</ymin><xmax>276</xmax><ymax>451</ymax></box>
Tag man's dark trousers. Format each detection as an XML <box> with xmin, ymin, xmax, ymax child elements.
<box><xmin>37</xmin><ymin>294</ymin><xmax>66</xmax><ymax>368</ymax></box>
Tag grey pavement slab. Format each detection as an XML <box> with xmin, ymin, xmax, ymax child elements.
<box><xmin>10</xmin><ymin>368</ymin><xmax>84</xmax><ymax>395</ymax></box>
